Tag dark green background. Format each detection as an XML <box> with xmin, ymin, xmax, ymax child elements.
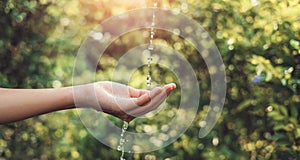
<box><xmin>0</xmin><ymin>0</ymin><xmax>299</xmax><ymax>159</ymax></box>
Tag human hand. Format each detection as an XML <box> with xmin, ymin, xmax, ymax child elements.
<box><xmin>74</xmin><ymin>81</ymin><xmax>176</xmax><ymax>122</ymax></box>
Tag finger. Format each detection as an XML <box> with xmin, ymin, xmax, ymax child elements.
<box><xmin>134</xmin><ymin>87</ymin><xmax>162</xmax><ymax>106</ymax></box>
<box><xmin>163</xmin><ymin>83</ymin><xmax>177</xmax><ymax>95</ymax></box>
<box><xmin>111</xmin><ymin>91</ymin><xmax>150</xmax><ymax>113</ymax></box>
<box><xmin>129</xmin><ymin>87</ymin><xmax>167</xmax><ymax>117</ymax></box>
<box><xmin>134</xmin><ymin>92</ymin><xmax>151</xmax><ymax>106</ymax></box>
<box><xmin>122</xmin><ymin>84</ymin><xmax>176</xmax><ymax>117</ymax></box>
<box><xmin>120</xmin><ymin>87</ymin><xmax>162</xmax><ymax>114</ymax></box>
<box><xmin>130</xmin><ymin>84</ymin><xmax>176</xmax><ymax>117</ymax></box>
<box><xmin>128</xmin><ymin>87</ymin><xmax>149</xmax><ymax>98</ymax></box>
<box><xmin>130</xmin><ymin>95</ymin><xmax>166</xmax><ymax>117</ymax></box>
<box><xmin>110</xmin><ymin>84</ymin><xmax>148</xmax><ymax>98</ymax></box>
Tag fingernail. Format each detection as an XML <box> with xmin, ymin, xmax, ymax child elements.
<box><xmin>170</xmin><ymin>83</ymin><xmax>176</xmax><ymax>89</ymax></box>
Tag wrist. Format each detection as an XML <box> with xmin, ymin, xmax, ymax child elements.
<box><xmin>56</xmin><ymin>87</ymin><xmax>75</xmax><ymax>110</ymax></box>
<box><xmin>72</xmin><ymin>83</ymin><xmax>99</xmax><ymax>111</ymax></box>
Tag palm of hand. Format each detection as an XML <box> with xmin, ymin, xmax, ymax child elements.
<box><xmin>95</xmin><ymin>82</ymin><xmax>175</xmax><ymax>122</ymax></box>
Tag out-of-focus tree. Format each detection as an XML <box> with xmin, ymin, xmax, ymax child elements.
<box><xmin>0</xmin><ymin>0</ymin><xmax>299</xmax><ymax>159</ymax></box>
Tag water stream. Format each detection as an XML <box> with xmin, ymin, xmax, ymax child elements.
<box><xmin>117</xmin><ymin>121</ymin><xmax>129</xmax><ymax>160</ymax></box>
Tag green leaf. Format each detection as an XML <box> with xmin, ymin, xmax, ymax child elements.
<box><xmin>283</xmin><ymin>123</ymin><xmax>295</xmax><ymax>132</ymax></box>
<box><xmin>279</xmin><ymin>106</ymin><xmax>288</xmax><ymax>116</ymax></box>
<box><xmin>281</xmin><ymin>78</ymin><xmax>287</xmax><ymax>86</ymax></box>
<box><xmin>265</xmin><ymin>71</ymin><xmax>273</xmax><ymax>82</ymax></box>
<box><xmin>268</xmin><ymin>111</ymin><xmax>285</xmax><ymax>121</ymax></box>
<box><xmin>236</xmin><ymin>100</ymin><xmax>252</xmax><ymax>112</ymax></box>
<box><xmin>269</xmin><ymin>133</ymin><xmax>287</xmax><ymax>140</ymax></box>
<box><xmin>290</xmin><ymin>105</ymin><xmax>299</xmax><ymax>118</ymax></box>
<box><xmin>290</xmin><ymin>39</ymin><xmax>300</xmax><ymax>50</ymax></box>
<box><xmin>273</xmin><ymin>124</ymin><xmax>285</xmax><ymax>131</ymax></box>
<box><xmin>275</xmin><ymin>140</ymin><xmax>291</xmax><ymax>147</ymax></box>
<box><xmin>295</xmin><ymin>128</ymin><xmax>300</xmax><ymax>139</ymax></box>
<box><xmin>289</xmin><ymin>117</ymin><xmax>298</xmax><ymax>125</ymax></box>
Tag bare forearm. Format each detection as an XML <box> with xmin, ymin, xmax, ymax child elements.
<box><xmin>0</xmin><ymin>87</ymin><xmax>75</xmax><ymax>124</ymax></box>
<box><xmin>0</xmin><ymin>82</ymin><xmax>176</xmax><ymax>124</ymax></box>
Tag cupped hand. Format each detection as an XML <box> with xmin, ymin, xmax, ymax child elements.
<box><xmin>74</xmin><ymin>81</ymin><xmax>176</xmax><ymax>122</ymax></box>
<box><xmin>93</xmin><ymin>81</ymin><xmax>176</xmax><ymax>122</ymax></box>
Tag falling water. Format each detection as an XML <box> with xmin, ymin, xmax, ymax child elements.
<box><xmin>117</xmin><ymin>121</ymin><xmax>129</xmax><ymax>160</ymax></box>
<box><xmin>118</xmin><ymin>1</ymin><xmax>158</xmax><ymax>159</ymax></box>
<box><xmin>146</xmin><ymin>0</ymin><xmax>157</xmax><ymax>87</ymax></box>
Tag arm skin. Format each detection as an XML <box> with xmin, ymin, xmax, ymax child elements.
<box><xmin>0</xmin><ymin>87</ymin><xmax>74</xmax><ymax>124</ymax></box>
<box><xmin>0</xmin><ymin>82</ymin><xmax>176</xmax><ymax>124</ymax></box>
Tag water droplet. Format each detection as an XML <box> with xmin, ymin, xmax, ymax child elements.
<box><xmin>148</xmin><ymin>44</ymin><xmax>154</xmax><ymax>50</ymax></box>
<box><xmin>89</xmin><ymin>31</ymin><xmax>103</xmax><ymax>41</ymax></box>
<box><xmin>117</xmin><ymin>145</ymin><xmax>122</xmax><ymax>151</ymax></box>
<box><xmin>123</xmin><ymin>121</ymin><xmax>129</xmax><ymax>130</ymax></box>
<box><xmin>151</xmin><ymin>22</ymin><xmax>155</xmax><ymax>27</ymax></box>
<box><xmin>118</xmin><ymin>121</ymin><xmax>129</xmax><ymax>160</ymax></box>
<box><xmin>147</xmin><ymin>74</ymin><xmax>151</xmax><ymax>83</ymax></box>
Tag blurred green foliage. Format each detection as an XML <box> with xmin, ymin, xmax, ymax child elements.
<box><xmin>0</xmin><ymin>0</ymin><xmax>300</xmax><ymax>159</ymax></box>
